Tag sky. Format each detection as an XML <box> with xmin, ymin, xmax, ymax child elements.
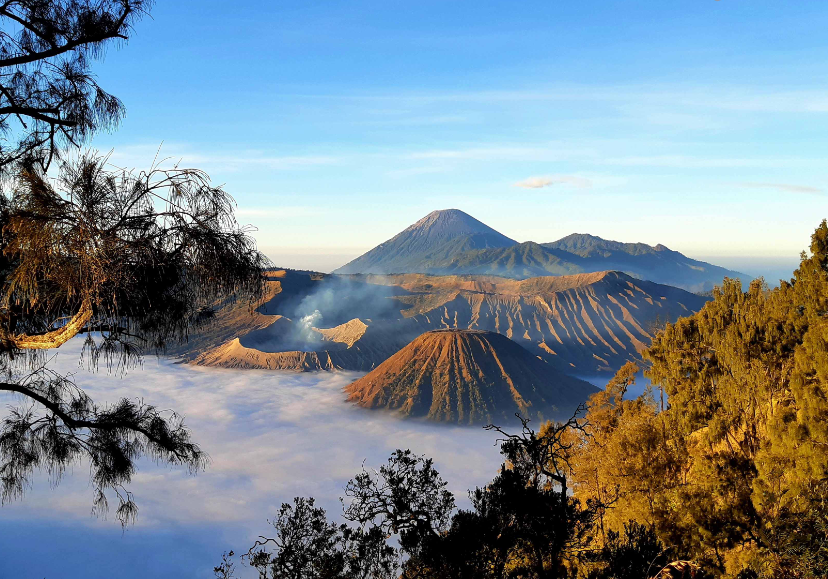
<box><xmin>0</xmin><ymin>339</ymin><xmax>505</xmax><ymax>578</ymax></box>
<box><xmin>85</xmin><ymin>0</ymin><xmax>828</xmax><ymax>273</ymax></box>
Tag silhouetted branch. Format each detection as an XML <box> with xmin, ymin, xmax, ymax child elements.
<box><xmin>485</xmin><ymin>404</ymin><xmax>589</xmax><ymax>496</ymax></box>
<box><xmin>0</xmin><ymin>152</ymin><xmax>266</xmax><ymax>524</ymax></box>
<box><xmin>0</xmin><ymin>1</ymin><xmax>151</xmax><ymax>172</ymax></box>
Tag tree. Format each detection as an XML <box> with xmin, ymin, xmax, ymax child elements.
<box><xmin>340</xmin><ymin>416</ymin><xmax>600</xmax><ymax>578</ymax></box>
<box><xmin>484</xmin><ymin>413</ymin><xmax>597</xmax><ymax>578</ymax></box>
<box><xmin>0</xmin><ymin>153</ymin><xmax>267</xmax><ymax>523</ymax></box>
<box><xmin>0</xmin><ymin>0</ymin><xmax>271</xmax><ymax>527</ymax></box>
<box><xmin>246</xmin><ymin>497</ymin><xmax>398</xmax><ymax>579</ymax></box>
<box><xmin>343</xmin><ymin>449</ymin><xmax>456</xmax><ymax>573</ymax></box>
<box><xmin>569</xmin><ymin>363</ymin><xmax>689</xmax><ymax>550</ymax></box>
<box><xmin>236</xmin><ymin>412</ymin><xmax>601</xmax><ymax>579</ymax></box>
<box><xmin>0</xmin><ymin>0</ymin><xmax>149</xmax><ymax>173</ymax></box>
<box><xmin>568</xmin><ymin>220</ymin><xmax>828</xmax><ymax>578</ymax></box>
<box><xmin>586</xmin><ymin>521</ymin><xmax>668</xmax><ymax>579</ymax></box>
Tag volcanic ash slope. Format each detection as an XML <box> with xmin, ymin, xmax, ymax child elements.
<box><xmin>344</xmin><ymin>329</ymin><xmax>599</xmax><ymax>425</ymax></box>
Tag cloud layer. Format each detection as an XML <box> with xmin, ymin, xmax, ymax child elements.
<box><xmin>0</xmin><ymin>339</ymin><xmax>506</xmax><ymax>577</ymax></box>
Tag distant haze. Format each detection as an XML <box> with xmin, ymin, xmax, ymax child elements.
<box><xmin>691</xmin><ymin>256</ymin><xmax>801</xmax><ymax>287</ymax></box>
<box><xmin>260</xmin><ymin>208</ymin><xmax>808</xmax><ymax>282</ymax></box>
<box><xmin>331</xmin><ymin>209</ymin><xmax>753</xmax><ymax>292</ymax></box>
<box><xmin>264</xmin><ymin>250</ymin><xmax>802</xmax><ymax>281</ymax></box>
<box><xmin>260</xmin><ymin>247</ymin><xmax>799</xmax><ymax>283</ymax></box>
<box><xmin>261</xmin><ymin>246</ymin><xmax>368</xmax><ymax>273</ymax></box>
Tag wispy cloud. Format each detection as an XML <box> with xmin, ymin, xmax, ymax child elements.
<box><xmin>385</xmin><ymin>165</ymin><xmax>453</xmax><ymax>178</ymax></box>
<box><xmin>400</xmin><ymin>146</ymin><xmax>826</xmax><ymax>171</ymax></box>
<box><xmin>364</xmin><ymin>114</ymin><xmax>475</xmax><ymax>127</ymax></box>
<box><xmin>293</xmin><ymin>85</ymin><xmax>828</xmax><ymax>114</ymax></box>
<box><xmin>102</xmin><ymin>143</ymin><xmax>343</xmax><ymax>173</ymax></box>
<box><xmin>406</xmin><ymin>145</ymin><xmax>589</xmax><ymax>162</ymax></box>
<box><xmin>514</xmin><ymin>175</ymin><xmax>592</xmax><ymax>189</ymax></box>
<box><xmin>602</xmin><ymin>155</ymin><xmax>821</xmax><ymax>169</ymax></box>
<box><xmin>631</xmin><ymin>110</ymin><xmax>726</xmax><ymax>131</ymax></box>
<box><xmin>738</xmin><ymin>182</ymin><xmax>824</xmax><ymax>194</ymax></box>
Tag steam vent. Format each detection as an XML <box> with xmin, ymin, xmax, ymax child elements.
<box><xmin>344</xmin><ymin>329</ymin><xmax>599</xmax><ymax>425</ymax></box>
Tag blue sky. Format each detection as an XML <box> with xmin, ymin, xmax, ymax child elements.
<box><xmin>88</xmin><ymin>0</ymin><xmax>827</xmax><ymax>272</ymax></box>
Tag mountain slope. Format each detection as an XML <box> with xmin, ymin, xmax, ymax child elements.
<box><xmin>541</xmin><ymin>234</ymin><xmax>750</xmax><ymax>292</ymax></box>
<box><xmin>425</xmin><ymin>241</ymin><xmax>580</xmax><ymax>277</ymax></box>
<box><xmin>426</xmin><ymin>237</ymin><xmax>749</xmax><ymax>292</ymax></box>
<box><xmin>187</xmin><ymin>269</ymin><xmax>709</xmax><ymax>377</ymax></box>
<box><xmin>380</xmin><ymin>270</ymin><xmax>708</xmax><ymax>374</ymax></box>
<box><xmin>334</xmin><ymin>209</ymin><xmax>517</xmax><ymax>274</ymax></box>
<box><xmin>344</xmin><ymin>329</ymin><xmax>598</xmax><ymax>424</ymax></box>
<box><xmin>335</xmin><ymin>210</ymin><xmax>750</xmax><ymax>292</ymax></box>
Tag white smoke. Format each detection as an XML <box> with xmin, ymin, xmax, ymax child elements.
<box><xmin>297</xmin><ymin>309</ymin><xmax>322</xmax><ymax>343</ymax></box>
<box><xmin>243</xmin><ymin>277</ymin><xmax>411</xmax><ymax>352</ymax></box>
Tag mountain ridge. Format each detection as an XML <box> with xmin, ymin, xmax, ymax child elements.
<box><xmin>184</xmin><ymin>268</ymin><xmax>709</xmax><ymax>377</ymax></box>
<box><xmin>334</xmin><ymin>210</ymin><xmax>751</xmax><ymax>292</ymax></box>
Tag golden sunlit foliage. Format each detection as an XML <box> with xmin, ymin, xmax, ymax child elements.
<box><xmin>571</xmin><ymin>220</ymin><xmax>828</xmax><ymax>578</ymax></box>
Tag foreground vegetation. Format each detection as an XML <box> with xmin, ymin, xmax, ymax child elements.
<box><xmin>0</xmin><ymin>4</ymin><xmax>824</xmax><ymax>577</ymax></box>
<box><xmin>0</xmin><ymin>1</ymin><xmax>268</xmax><ymax>522</ymax></box>
<box><xmin>219</xmin><ymin>221</ymin><xmax>828</xmax><ymax>579</ymax></box>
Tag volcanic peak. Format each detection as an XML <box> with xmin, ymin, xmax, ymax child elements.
<box><xmin>344</xmin><ymin>329</ymin><xmax>598</xmax><ymax>425</ymax></box>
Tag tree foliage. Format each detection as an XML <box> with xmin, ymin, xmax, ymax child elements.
<box><xmin>343</xmin><ymin>449</ymin><xmax>456</xmax><ymax>561</ymax></box>
<box><xmin>229</xmin><ymin>412</ymin><xmax>604</xmax><ymax>579</ymax></box>
<box><xmin>586</xmin><ymin>521</ymin><xmax>668</xmax><ymax>579</ymax></box>
<box><xmin>0</xmin><ymin>154</ymin><xmax>267</xmax><ymax>523</ymax></box>
<box><xmin>570</xmin><ymin>220</ymin><xmax>828</xmax><ymax>578</ymax></box>
<box><xmin>0</xmin><ymin>0</ymin><xmax>149</xmax><ymax>173</ymax></box>
<box><xmin>0</xmin><ymin>0</ymin><xmax>270</xmax><ymax>528</ymax></box>
<box><xmin>245</xmin><ymin>497</ymin><xmax>398</xmax><ymax>579</ymax></box>
<box><xmin>568</xmin><ymin>362</ymin><xmax>689</xmax><ymax>551</ymax></box>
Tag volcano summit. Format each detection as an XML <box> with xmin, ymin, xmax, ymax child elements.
<box><xmin>344</xmin><ymin>329</ymin><xmax>599</xmax><ymax>425</ymax></box>
<box><xmin>335</xmin><ymin>209</ymin><xmax>517</xmax><ymax>275</ymax></box>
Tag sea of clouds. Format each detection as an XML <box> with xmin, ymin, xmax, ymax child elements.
<box><xmin>0</xmin><ymin>339</ymin><xmax>505</xmax><ymax>578</ymax></box>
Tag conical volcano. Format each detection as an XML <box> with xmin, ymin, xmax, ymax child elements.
<box><xmin>334</xmin><ymin>209</ymin><xmax>517</xmax><ymax>274</ymax></box>
<box><xmin>344</xmin><ymin>329</ymin><xmax>599</xmax><ymax>425</ymax></box>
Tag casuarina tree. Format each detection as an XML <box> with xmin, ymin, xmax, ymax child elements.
<box><xmin>0</xmin><ymin>1</ymin><xmax>151</xmax><ymax>174</ymax></box>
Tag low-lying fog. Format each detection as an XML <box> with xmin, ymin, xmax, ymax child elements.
<box><xmin>0</xmin><ymin>339</ymin><xmax>505</xmax><ymax>578</ymax></box>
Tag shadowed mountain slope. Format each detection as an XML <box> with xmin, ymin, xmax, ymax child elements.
<box><xmin>334</xmin><ymin>209</ymin><xmax>517</xmax><ymax>274</ymax></box>
<box><xmin>185</xmin><ymin>269</ymin><xmax>709</xmax><ymax>378</ymax></box>
<box><xmin>164</xmin><ymin>270</ymin><xmax>285</xmax><ymax>359</ymax></box>
<box><xmin>373</xmin><ymin>270</ymin><xmax>708</xmax><ymax>374</ymax></box>
<box><xmin>425</xmin><ymin>241</ymin><xmax>580</xmax><ymax>277</ymax></box>
<box><xmin>540</xmin><ymin>234</ymin><xmax>751</xmax><ymax>292</ymax></box>
<box><xmin>344</xmin><ymin>329</ymin><xmax>598</xmax><ymax>424</ymax></box>
<box><xmin>334</xmin><ymin>210</ymin><xmax>749</xmax><ymax>292</ymax></box>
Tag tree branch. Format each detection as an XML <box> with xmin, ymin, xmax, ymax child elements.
<box><xmin>4</xmin><ymin>297</ymin><xmax>91</xmax><ymax>349</ymax></box>
<box><xmin>0</xmin><ymin>380</ymin><xmax>193</xmax><ymax>461</ymax></box>
<box><xmin>0</xmin><ymin>105</ymin><xmax>76</xmax><ymax>127</ymax></box>
<box><xmin>0</xmin><ymin>2</ymin><xmax>133</xmax><ymax>68</ymax></box>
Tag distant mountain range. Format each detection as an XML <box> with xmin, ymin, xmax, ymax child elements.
<box><xmin>334</xmin><ymin>209</ymin><xmax>751</xmax><ymax>292</ymax></box>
